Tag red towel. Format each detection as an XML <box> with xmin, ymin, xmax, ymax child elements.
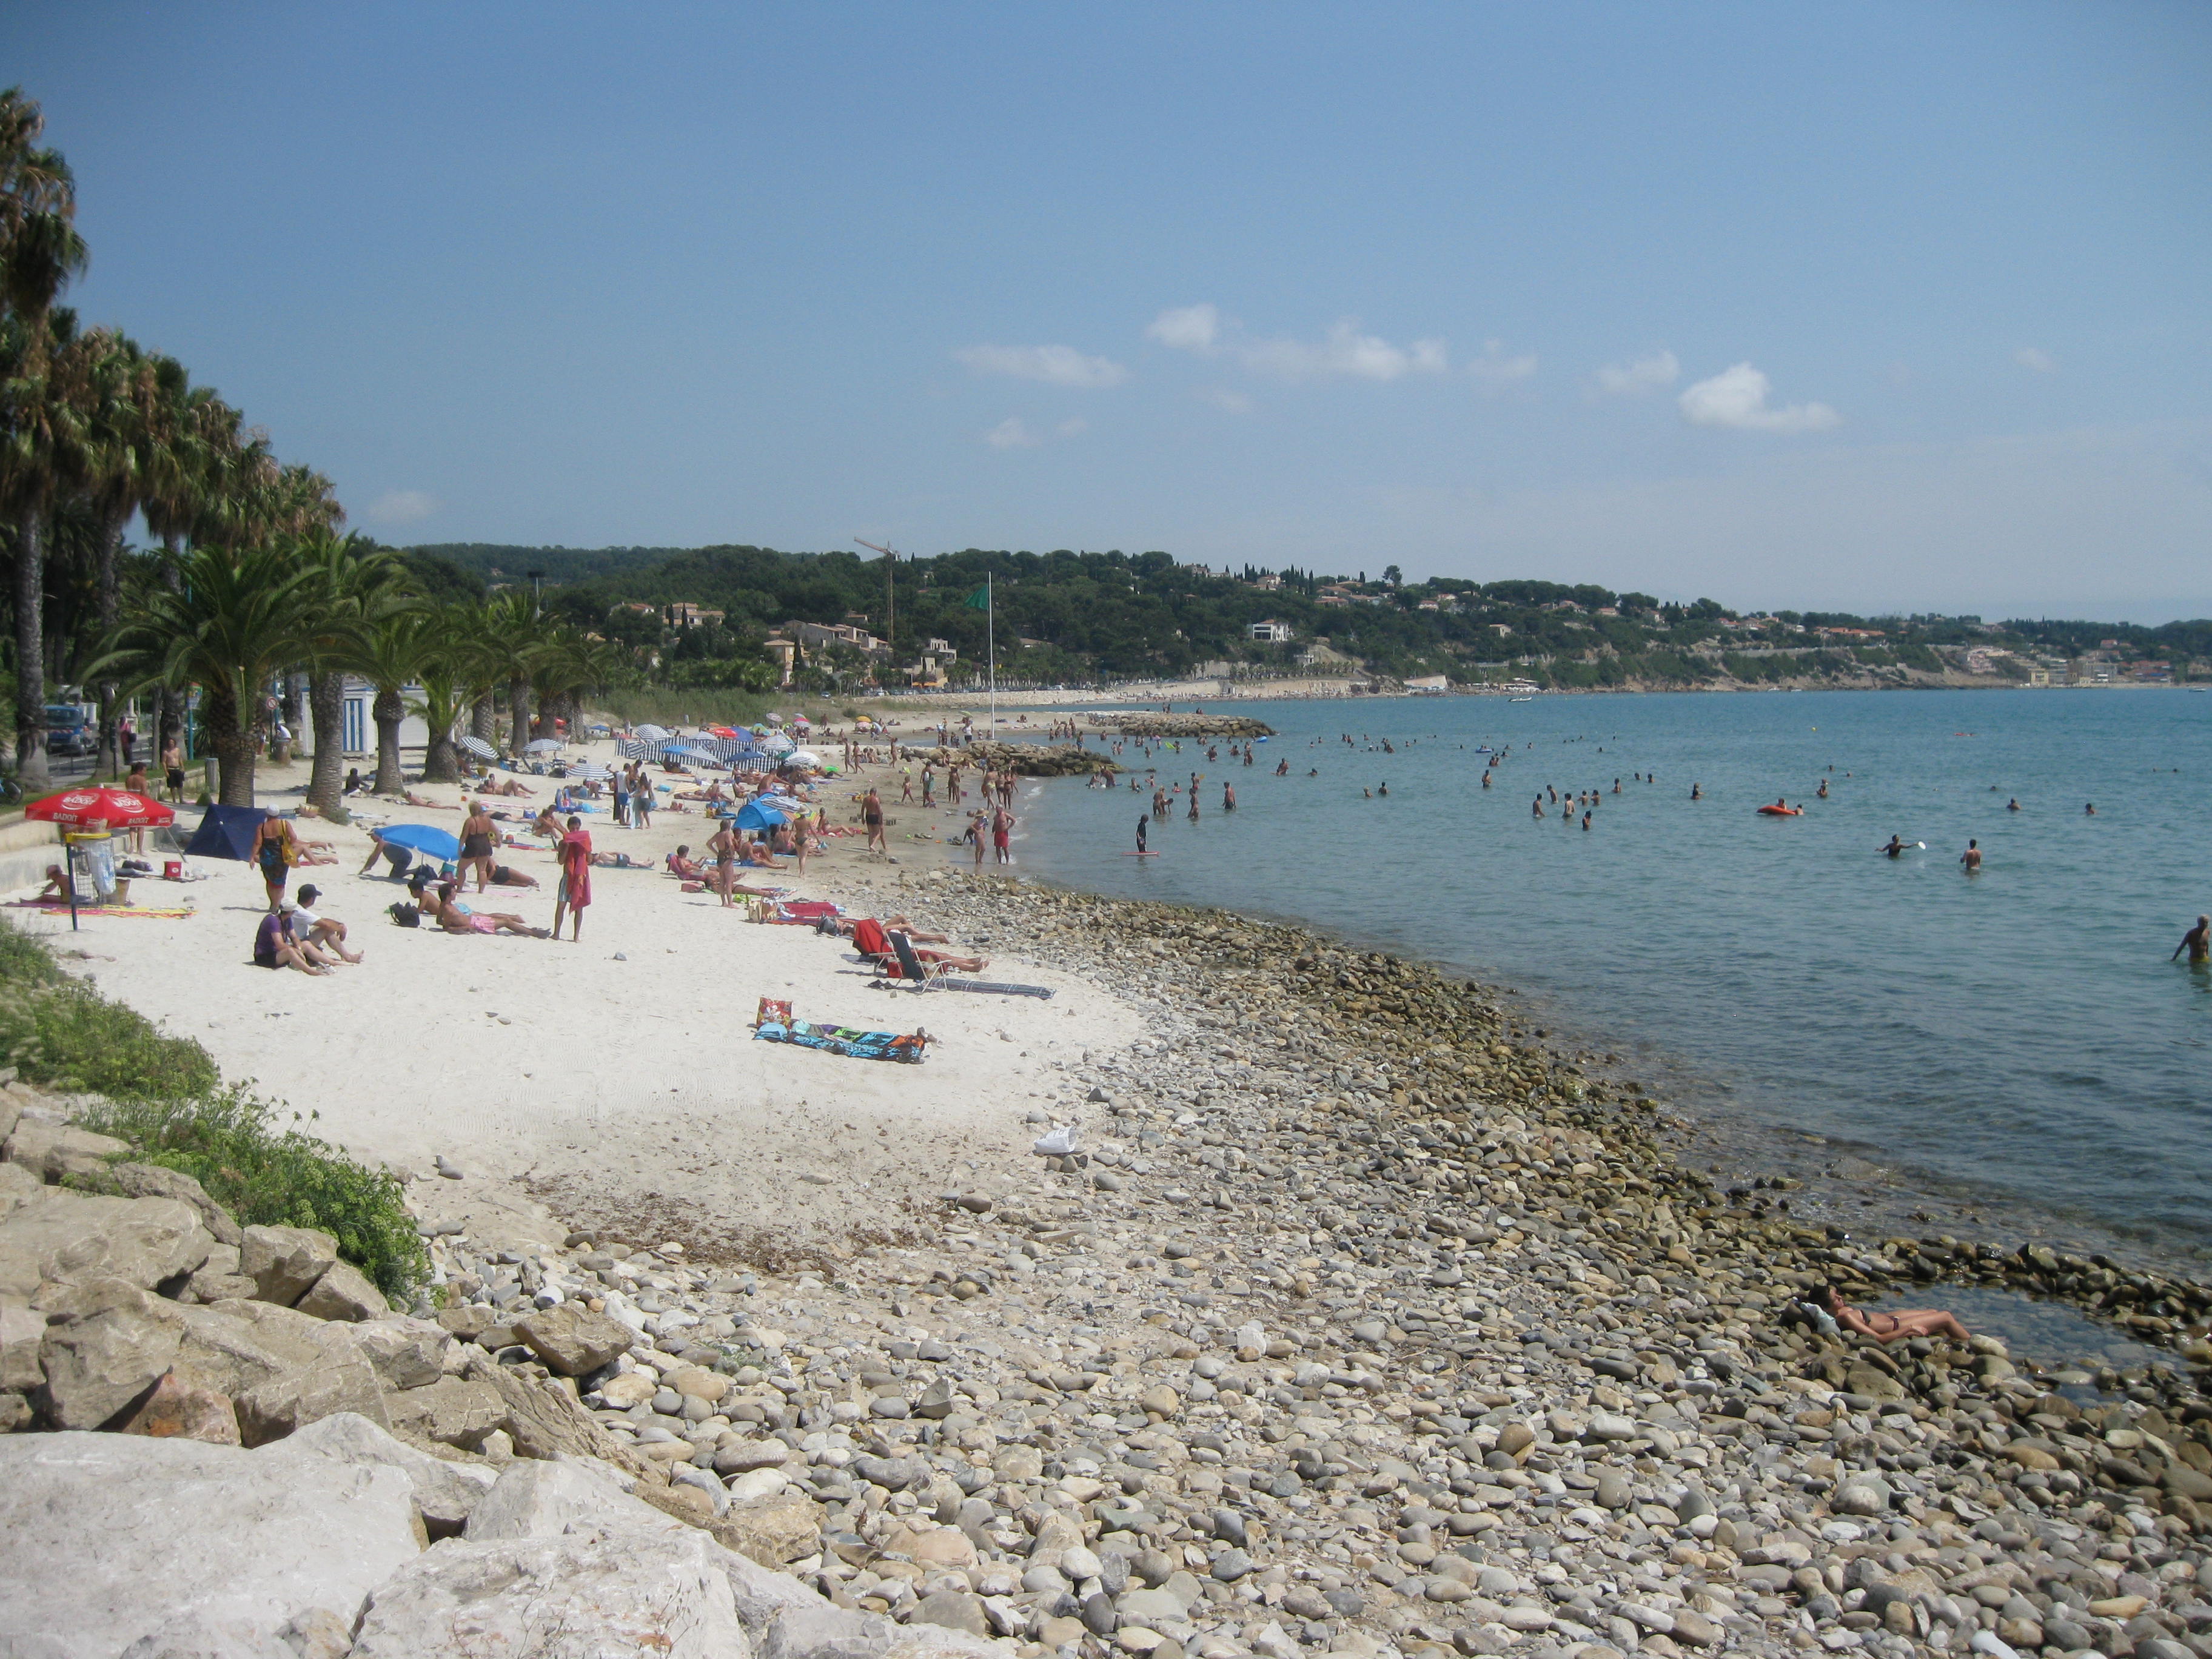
<box><xmin>850</xmin><ymin>917</ymin><xmax>891</xmax><ymax>957</ymax></box>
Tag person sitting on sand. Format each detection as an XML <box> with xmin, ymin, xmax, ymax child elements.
<box><xmin>35</xmin><ymin>863</ymin><xmax>70</xmax><ymax>902</ymax></box>
<box><xmin>1813</xmin><ymin>1285</ymin><xmax>1969</xmax><ymax>1344</ymax></box>
<box><xmin>287</xmin><ymin>885</ymin><xmax>363</xmax><ymax>964</ymax></box>
<box><xmin>433</xmin><ymin>880</ymin><xmax>548</xmax><ymax>937</ymax></box>
<box><xmin>740</xmin><ymin>837</ymin><xmax>782</xmax><ymax>868</ymax></box>
<box><xmin>343</xmin><ymin>768</ymin><xmax>367</xmax><ymax>796</ymax></box>
<box><xmin>666</xmin><ymin>845</ymin><xmax>707</xmax><ymax>879</ymax></box>
<box><xmin>253</xmin><ymin>905</ymin><xmax>328</xmax><ymax>974</ymax></box>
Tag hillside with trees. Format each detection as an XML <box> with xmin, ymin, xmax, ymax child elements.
<box><xmin>414</xmin><ymin>541</ymin><xmax>2212</xmax><ymax>697</ymax></box>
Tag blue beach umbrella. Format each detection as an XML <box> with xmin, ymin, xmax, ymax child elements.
<box><xmin>734</xmin><ymin>800</ymin><xmax>788</xmax><ymax>832</ymax></box>
<box><xmin>375</xmin><ymin>823</ymin><xmax>461</xmax><ymax>860</ymax></box>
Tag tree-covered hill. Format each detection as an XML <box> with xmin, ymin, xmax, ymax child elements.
<box><xmin>405</xmin><ymin>541</ymin><xmax>2212</xmax><ymax>694</ymax></box>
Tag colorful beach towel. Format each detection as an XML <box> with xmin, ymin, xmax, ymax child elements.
<box><xmin>10</xmin><ymin>902</ymin><xmax>195</xmax><ymax>918</ymax></box>
<box><xmin>754</xmin><ymin>1019</ymin><xmax>927</xmax><ymax>1062</ymax></box>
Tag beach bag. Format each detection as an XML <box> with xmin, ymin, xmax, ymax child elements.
<box><xmin>755</xmin><ymin>997</ymin><xmax>793</xmax><ymax>1028</ymax></box>
<box><xmin>388</xmin><ymin>902</ymin><xmax>421</xmax><ymax>928</ymax></box>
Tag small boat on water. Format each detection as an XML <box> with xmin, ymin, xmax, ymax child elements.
<box><xmin>1509</xmin><ymin>695</ymin><xmax>1534</xmax><ymax>703</ymax></box>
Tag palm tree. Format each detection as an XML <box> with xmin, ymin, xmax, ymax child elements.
<box><xmin>295</xmin><ymin>531</ymin><xmax>416</xmax><ymax>818</ymax></box>
<box><xmin>138</xmin><ymin>369</ymin><xmax>234</xmax><ymax>763</ymax></box>
<box><xmin>529</xmin><ymin>629</ymin><xmax>616</xmax><ymax>746</ymax></box>
<box><xmin>408</xmin><ymin>613</ymin><xmax>472</xmax><ymax>785</ymax></box>
<box><xmin>0</xmin><ymin>89</ymin><xmax>90</xmax><ymax>789</ymax></box>
<box><xmin>90</xmin><ymin>541</ymin><xmax>317</xmax><ymax>808</ymax></box>
<box><xmin>352</xmin><ymin>608</ymin><xmax>434</xmax><ymax>794</ymax></box>
<box><xmin>483</xmin><ymin>589</ymin><xmax>552</xmax><ymax>756</ymax></box>
<box><xmin>0</xmin><ymin>307</ymin><xmax>98</xmax><ymax>788</ymax></box>
<box><xmin>76</xmin><ymin>331</ymin><xmax>158</xmax><ymax>774</ymax></box>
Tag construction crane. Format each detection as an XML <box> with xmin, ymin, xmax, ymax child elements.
<box><xmin>854</xmin><ymin>538</ymin><xmax>897</xmax><ymax>659</ymax></box>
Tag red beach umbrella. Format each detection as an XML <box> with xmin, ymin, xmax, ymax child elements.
<box><xmin>25</xmin><ymin>787</ymin><xmax>175</xmax><ymax>830</ymax></box>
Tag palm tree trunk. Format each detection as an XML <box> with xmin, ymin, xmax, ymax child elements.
<box><xmin>151</xmin><ymin>533</ymin><xmax>186</xmax><ymax>769</ymax></box>
<box><xmin>204</xmin><ymin>681</ymin><xmax>256</xmax><ymax>809</ymax></box>
<box><xmin>422</xmin><ymin>723</ymin><xmax>460</xmax><ymax>783</ymax></box>
<box><xmin>372</xmin><ymin>685</ymin><xmax>406</xmax><ymax>793</ymax></box>
<box><xmin>508</xmin><ymin>675</ymin><xmax>531</xmax><ymax>755</ymax></box>
<box><xmin>95</xmin><ymin>517</ymin><xmax>126</xmax><ymax>778</ymax></box>
<box><xmin>306</xmin><ymin>672</ymin><xmax>347</xmax><ymax>820</ymax></box>
<box><xmin>13</xmin><ymin>513</ymin><xmax>48</xmax><ymax>789</ymax></box>
<box><xmin>471</xmin><ymin>694</ymin><xmax>496</xmax><ymax>745</ymax></box>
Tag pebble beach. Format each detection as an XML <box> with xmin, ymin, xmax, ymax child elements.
<box><xmin>19</xmin><ymin>732</ymin><xmax>2212</xmax><ymax>1659</ymax></box>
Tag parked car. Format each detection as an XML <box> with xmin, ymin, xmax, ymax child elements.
<box><xmin>43</xmin><ymin>705</ymin><xmax>92</xmax><ymax>759</ymax></box>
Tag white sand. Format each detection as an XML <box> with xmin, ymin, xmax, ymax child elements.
<box><xmin>8</xmin><ymin>743</ymin><xmax>1138</xmax><ymax>1254</ymax></box>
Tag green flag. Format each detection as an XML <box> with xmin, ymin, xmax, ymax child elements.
<box><xmin>965</xmin><ymin>585</ymin><xmax>991</xmax><ymax>610</ymax></box>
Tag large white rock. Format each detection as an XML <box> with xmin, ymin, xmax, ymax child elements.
<box><xmin>350</xmin><ymin>1524</ymin><xmax>754</xmax><ymax>1658</ymax></box>
<box><xmin>0</xmin><ymin>1430</ymin><xmax>423</xmax><ymax>1657</ymax></box>
<box><xmin>0</xmin><ymin>1190</ymin><xmax>211</xmax><ymax>1298</ymax></box>
<box><xmin>464</xmin><ymin>1455</ymin><xmax>686</xmax><ymax>1543</ymax></box>
<box><xmin>285</xmin><ymin>1410</ymin><xmax>497</xmax><ymax>1536</ymax></box>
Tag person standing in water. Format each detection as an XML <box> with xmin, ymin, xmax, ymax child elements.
<box><xmin>1690</xmin><ymin>783</ymin><xmax>1701</xmax><ymax>800</ymax></box>
<box><xmin>1960</xmin><ymin>839</ymin><xmax>1982</xmax><ymax>874</ymax></box>
<box><xmin>2173</xmin><ymin>915</ymin><xmax>2211</xmax><ymax>965</ymax></box>
<box><xmin>1135</xmin><ymin>816</ymin><xmax>1148</xmax><ymax>854</ymax></box>
<box><xmin>1222</xmin><ymin>782</ymin><xmax>1235</xmax><ymax>812</ymax></box>
<box><xmin>1880</xmin><ymin>835</ymin><xmax>1906</xmax><ymax>858</ymax></box>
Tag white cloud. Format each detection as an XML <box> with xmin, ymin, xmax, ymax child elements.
<box><xmin>1468</xmin><ymin>339</ymin><xmax>1538</xmax><ymax>389</ymax></box>
<box><xmin>2015</xmin><ymin>346</ymin><xmax>2056</xmax><ymax>373</ymax></box>
<box><xmin>1147</xmin><ymin>304</ymin><xmax>1221</xmax><ymax>352</ymax></box>
<box><xmin>1239</xmin><ymin>318</ymin><xmax>1449</xmax><ymax>383</ymax></box>
<box><xmin>954</xmin><ymin>343</ymin><xmax>1128</xmax><ymax>388</ymax></box>
<box><xmin>1678</xmin><ymin>363</ymin><xmax>1840</xmax><ymax>433</ymax></box>
<box><xmin>1196</xmin><ymin>387</ymin><xmax>1253</xmax><ymax>414</ymax></box>
<box><xmin>367</xmin><ymin>489</ymin><xmax>436</xmax><ymax>523</ymax></box>
<box><xmin>984</xmin><ymin>417</ymin><xmax>1041</xmax><ymax>449</ymax></box>
<box><xmin>1595</xmin><ymin>349</ymin><xmax>1679</xmax><ymax>397</ymax></box>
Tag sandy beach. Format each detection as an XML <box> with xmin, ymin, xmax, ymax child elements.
<box><xmin>6</xmin><ymin>739</ymin><xmax>1136</xmax><ymax>1256</ymax></box>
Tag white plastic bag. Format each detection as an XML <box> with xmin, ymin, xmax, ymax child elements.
<box><xmin>1031</xmin><ymin>1125</ymin><xmax>1079</xmax><ymax>1156</ymax></box>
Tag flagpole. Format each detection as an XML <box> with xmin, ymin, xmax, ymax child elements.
<box><xmin>986</xmin><ymin>572</ymin><xmax>996</xmax><ymax>739</ymax></box>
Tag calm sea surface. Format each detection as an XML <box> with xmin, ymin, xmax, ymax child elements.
<box><xmin>998</xmin><ymin>689</ymin><xmax>2212</xmax><ymax>1267</ymax></box>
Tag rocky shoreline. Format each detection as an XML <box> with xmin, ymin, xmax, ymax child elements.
<box><xmin>10</xmin><ymin>865</ymin><xmax>2212</xmax><ymax>1659</ymax></box>
<box><xmin>484</xmin><ymin>870</ymin><xmax>2212</xmax><ymax>1659</ymax></box>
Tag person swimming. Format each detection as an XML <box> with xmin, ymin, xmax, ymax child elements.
<box><xmin>2174</xmin><ymin>915</ymin><xmax>2210</xmax><ymax>965</ymax></box>
<box><xmin>1880</xmin><ymin>835</ymin><xmax>1906</xmax><ymax>858</ymax></box>
<box><xmin>1816</xmin><ymin>779</ymin><xmax>1829</xmax><ymax>798</ymax></box>
<box><xmin>2007</xmin><ymin>797</ymin><xmax>2021</xmax><ymax>811</ymax></box>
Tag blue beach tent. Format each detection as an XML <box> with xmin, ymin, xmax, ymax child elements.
<box><xmin>183</xmin><ymin>805</ymin><xmax>267</xmax><ymax>861</ymax></box>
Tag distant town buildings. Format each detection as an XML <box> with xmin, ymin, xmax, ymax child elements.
<box><xmin>1250</xmin><ymin>619</ymin><xmax>1295</xmax><ymax>643</ymax></box>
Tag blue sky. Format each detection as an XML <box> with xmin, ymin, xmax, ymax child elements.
<box><xmin>8</xmin><ymin>3</ymin><xmax>2210</xmax><ymax>618</ymax></box>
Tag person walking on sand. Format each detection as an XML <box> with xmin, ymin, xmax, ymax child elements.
<box><xmin>460</xmin><ymin>800</ymin><xmax>497</xmax><ymax>892</ymax></box>
<box><xmin>708</xmin><ymin>819</ymin><xmax>740</xmax><ymax>907</ymax></box>
<box><xmin>970</xmin><ymin>810</ymin><xmax>988</xmax><ymax>871</ymax></box>
<box><xmin>1960</xmin><ymin>839</ymin><xmax>1982</xmax><ymax>874</ymax></box>
<box><xmin>862</xmin><ymin>788</ymin><xmax>887</xmax><ymax>856</ymax></box>
<box><xmin>552</xmin><ymin>814</ymin><xmax>592</xmax><ymax>940</ymax></box>
<box><xmin>252</xmin><ymin>813</ymin><xmax>298</xmax><ymax>911</ymax></box>
<box><xmin>2174</xmin><ymin>915</ymin><xmax>2211</xmax><ymax>965</ymax></box>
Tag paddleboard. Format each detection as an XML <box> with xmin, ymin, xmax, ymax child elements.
<box><xmin>1124</xmin><ymin>851</ymin><xmax>1161</xmax><ymax>857</ymax></box>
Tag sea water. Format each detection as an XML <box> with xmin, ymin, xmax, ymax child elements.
<box><xmin>1005</xmin><ymin>689</ymin><xmax>2212</xmax><ymax>1267</ymax></box>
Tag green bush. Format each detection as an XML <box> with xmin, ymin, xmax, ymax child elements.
<box><xmin>0</xmin><ymin>918</ymin><xmax>216</xmax><ymax>1102</ymax></box>
<box><xmin>82</xmin><ymin>1089</ymin><xmax>428</xmax><ymax>1301</ymax></box>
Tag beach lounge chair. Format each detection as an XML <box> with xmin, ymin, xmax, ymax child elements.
<box><xmin>888</xmin><ymin>930</ymin><xmax>951</xmax><ymax>985</ymax></box>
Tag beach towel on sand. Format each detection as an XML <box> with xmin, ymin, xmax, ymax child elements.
<box><xmin>754</xmin><ymin>1019</ymin><xmax>927</xmax><ymax>1062</ymax></box>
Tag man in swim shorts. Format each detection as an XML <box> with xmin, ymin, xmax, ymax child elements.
<box><xmin>1960</xmin><ymin>839</ymin><xmax>1981</xmax><ymax>873</ymax></box>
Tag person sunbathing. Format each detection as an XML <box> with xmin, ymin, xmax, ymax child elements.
<box><xmin>401</xmin><ymin>790</ymin><xmax>447</xmax><ymax>808</ymax></box>
<box><xmin>831</xmin><ymin>913</ymin><xmax>951</xmax><ymax>944</ymax></box>
<box><xmin>1813</xmin><ymin>1285</ymin><xmax>1969</xmax><ymax>1344</ymax></box>
<box><xmin>292</xmin><ymin>839</ymin><xmax>339</xmax><ymax>866</ymax></box>
<box><xmin>433</xmin><ymin>882</ymin><xmax>548</xmax><ymax>937</ymax></box>
<box><xmin>588</xmin><ymin>850</ymin><xmax>641</xmax><ymax>868</ymax></box>
<box><xmin>483</xmin><ymin>777</ymin><xmax>535</xmax><ymax>797</ymax></box>
<box><xmin>665</xmin><ymin>846</ymin><xmax>707</xmax><ymax>879</ymax></box>
<box><xmin>35</xmin><ymin>864</ymin><xmax>68</xmax><ymax>902</ymax></box>
<box><xmin>739</xmin><ymin>840</ymin><xmax>783</xmax><ymax>868</ymax></box>
<box><xmin>529</xmin><ymin>806</ymin><xmax>562</xmax><ymax>838</ymax></box>
<box><xmin>489</xmin><ymin>865</ymin><xmax>540</xmax><ymax>888</ymax></box>
<box><xmin>903</xmin><ymin>937</ymin><xmax>988</xmax><ymax>973</ymax></box>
